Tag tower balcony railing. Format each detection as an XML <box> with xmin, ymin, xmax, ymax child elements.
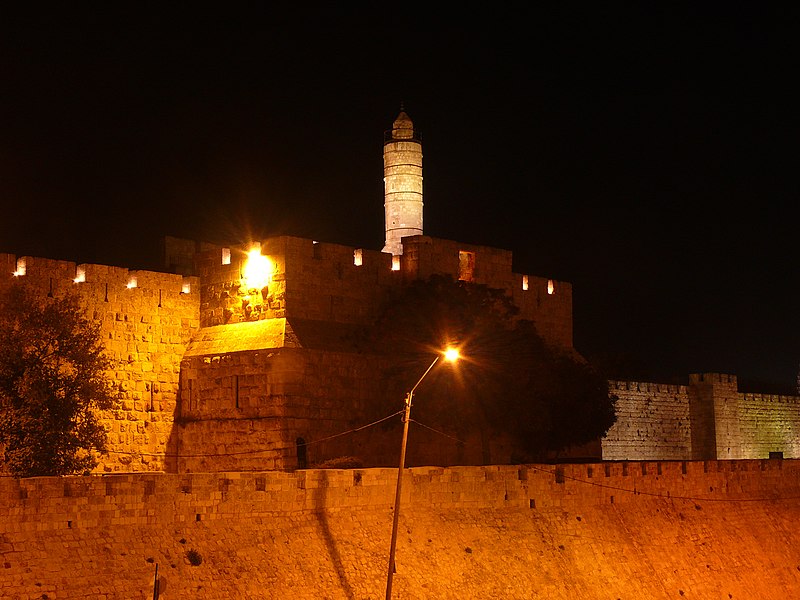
<box><xmin>383</xmin><ymin>129</ymin><xmax>422</xmax><ymax>144</ymax></box>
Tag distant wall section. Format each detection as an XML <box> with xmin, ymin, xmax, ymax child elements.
<box><xmin>604</xmin><ymin>373</ymin><xmax>800</xmax><ymax>461</ymax></box>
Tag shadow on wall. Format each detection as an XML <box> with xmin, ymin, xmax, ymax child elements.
<box><xmin>312</xmin><ymin>470</ymin><xmax>357</xmax><ymax>599</ymax></box>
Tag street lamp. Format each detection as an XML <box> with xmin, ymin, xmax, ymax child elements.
<box><xmin>385</xmin><ymin>347</ymin><xmax>460</xmax><ymax>599</ymax></box>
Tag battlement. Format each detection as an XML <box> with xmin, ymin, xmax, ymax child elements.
<box><xmin>609</xmin><ymin>379</ymin><xmax>687</xmax><ymax>395</ymax></box>
<box><xmin>689</xmin><ymin>372</ymin><xmax>739</xmax><ymax>385</ymax></box>
<box><xmin>1</xmin><ymin>252</ymin><xmax>198</xmax><ymax>298</ymax></box>
<box><xmin>164</xmin><ymin>234</ymin><xmax>574</xmax><ymax>348</ymax></box>
<box><xmin>741</xmin><ymin>392</ymin><xmax>800</xmax><ymax>405</ymax></box>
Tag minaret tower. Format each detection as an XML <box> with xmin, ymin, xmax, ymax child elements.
<box><xmin>382</xmin><ymin>107</ymin><xmax>423</xmax><ymax>255</ymax></box>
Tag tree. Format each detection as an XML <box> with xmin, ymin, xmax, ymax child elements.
<box><xmin>363</xmin><ymin>274</ymin><xmax>616</xmax><ymax>462</ymax></box>
<box><xmin>0</xmin><ymin>283</ymin><xmax>115</xmax><ymax>477</ymax></box>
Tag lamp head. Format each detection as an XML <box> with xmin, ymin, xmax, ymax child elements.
<box><xmin>443</xmin><ymin>347</ymin><xmax>460</xmax><ymax>362</ymax></box>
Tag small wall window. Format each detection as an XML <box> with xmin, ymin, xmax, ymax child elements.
<box><xmin>522</xmin><ymin>275</ymin><xmax>529</xmax><ymax>291</ymax></box>
<box><xmin>354</xmin><ymin>249</ymin><xmax>363</xmax><ymax>267</ymax></box>
<box><xmin>313</xmin><ymin>241</ymin><xmax>322</xmax><ymax>260</ymax></box>
<box><xmin>74</xmin><ymin>265</ymin><xmax>86</xmax><ymax>283</ymax></box>
<box><xmin>458</xmin><ymin>251</ymin><xmax>475</xmax><ymax>282</ymax></box>
<box><xmin>126</xmin><ymin>275</ymin><xmax>138</xmax><ymax>289</ymax></box>
<box><xmin>222</xmin><ymin>248</ymin><xmax>231</xmax><ymax>265</ymax></box>
<box><xmin>181</xmin><ymin>279</ymin><xmax>191</xmax><ymax>294</ymax></box>
<box><xmin>391</xmin><ymin>256</ymin><xmax>400</xmax><ymax>271</ymax></box>
<box><xmin>547</xmin><ymin>279</ymin><xmax>556</xmax><ymax>295</ymax></box>
<box><xmin>12</xmin><ymin>257</ymin><xmax>26</xmax><ymax>277</ymax></box>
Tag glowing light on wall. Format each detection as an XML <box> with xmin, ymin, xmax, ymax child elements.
<box><xmin>391</xmin><ymin>256</ymin><xmax>400</xmax><ymax>271</ymax></box>
<box><xmin>12</xmin><ymin>257</ymin><xmax>26</xmax><ymax>277</ymax></box>
<box><xmin>354</xmin><ymin>249</ymin><xmax>363</xmax><ymax>266</ymax></box>
<box><xmin>222</xmin><ymin>248</ymin><xmax>231</xmax><ymax>265</ymax></box>
<box><xmin>181</xmin><ymin>281</ymin><xmax>191</xmax><ymax>294</ymax></box>
<box><xmin>458</xmin><ymin>251</ymin><xmax>475</xmax><ymax>282</ymax></box>
<box><xmin>547</xmin><ymin>279</ymin><xmax>555</xmax><ymax>295</ymax></box>
<box><xmin>127</xmin><ymin>276</ymin><xmax>138</xmax><ymax>289</ymax></box>
<box><xmin>74</xmin><ymin>265</ymin><xmax>86</xmax><ymax>283</ymax></box>
<box><xmin>242</xmin><ymin>248</ymin><xmax>272</xmax><ymax>290</ymax></box>
<box><xmin>522</xmin><ymin>275</ymin><xmax>529</xmax><ymax>291</ymax></box>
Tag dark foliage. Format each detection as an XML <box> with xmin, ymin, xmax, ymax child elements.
<box><xmin>0</xmin><ymin>283</ymin><xmax>115</xmax><ymax>477</ymax></box>
<box><xmin>364</xmin><ymin>275</ymin><xmax>616</xmax><ymax>460</ymax></box>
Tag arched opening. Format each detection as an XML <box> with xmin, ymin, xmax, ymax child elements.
<box><xmin>296</xmin><ymin>437</ymin><xmax>307</xmax><ymax>469</ymax></box>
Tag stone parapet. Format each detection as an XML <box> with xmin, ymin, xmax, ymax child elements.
<box><xmin>2</xmin><ymin>461</ymin><xmax>800</xmax><ymax>598</ymax></box>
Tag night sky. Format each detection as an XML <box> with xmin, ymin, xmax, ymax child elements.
<box><xmin>1</xmin><ymin>7</ymin><xmax>797</xmax><ymax>392</ymax></box>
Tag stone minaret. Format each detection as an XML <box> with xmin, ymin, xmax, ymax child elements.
<box><xmin>382</xmin><ymin>108</ymin><xmax>423</xmax><ymax>255</ymax></box>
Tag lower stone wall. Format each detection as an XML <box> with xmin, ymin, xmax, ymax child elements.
<box><xmin>2</xmin><ymin>460</ymin><xmax>800</xmax><ymax>599</ymax></box>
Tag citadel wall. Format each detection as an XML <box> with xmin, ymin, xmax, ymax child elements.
<box><xmin>2</xmin><ymin>460</ymin><xmax>800</xmax><ymax>599</ymax></box>
<box><xmin>5</xmin><ymin>243</ymin><xmax>800</xmax><ymax>475</ymax></box>
<box><xmin>169</xmin><ymin>234</ymin><xmax>573</xmax><ymax>349</ymax></box>
<box><xmin>1</xmin><ymin>233</ymin><xmax>573</xmax><ymax>475</ymax></box>
<box><xmin>603</xmin><ymin>373</ymin><xmax>800</xmax><ymax>461</ymax></box>
<box><xmin>602</xmin><ymin>380</ymin><xmax>693</xmax><ymax>461</ymax></box>
<box><xmin>0</xmin><ymin>253</ymin><xmax>199</xmax><ymax>473</ymax></box>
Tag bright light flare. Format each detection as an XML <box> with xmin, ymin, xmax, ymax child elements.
<box><xmin>242</xmin><ymin>248</ymin><xmax>272</xmax><ymax>290</ymax></box>
<box><xmin>443</xmin><ymin>347</ymin><xmax>460</xmax><ymax>362</ymax></box>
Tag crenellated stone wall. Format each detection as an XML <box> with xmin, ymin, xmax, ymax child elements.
<box><xmin>2</xmin><ymin>460</ymin><xmax>800</xmax><ymax>599</ymax></box>
<box><xmin>5</xmin><ymin>243</ymin><xmax>800</xmax><ymax>476</ymax></box>
<box><xmin>400</xmin><ymin>235</ymin><xmax>573</xmax><ymax>348</ymax></box>
<box><xmin>602</xmin><ymin>380</ymin><xmax>693</xmax><ymax>460</ymax></box>
<box><xmin>0</xmin><ymin>253</ymin><xmax>200</xmax><ymax>473</ymax></box>
<box><xmin>168</xmin><ymin>234</ymin><xmax>574</xmax><ymax>349</ymax></box>
<box><xmin>604</xmin><ymin>373</ymin><xmax>800</xmax><ymax>461</ymax></box>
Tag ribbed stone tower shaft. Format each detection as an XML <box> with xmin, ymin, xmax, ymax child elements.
<box><xmin>382</xmin><ymin>109</ymin><xmax>423</xmax><ymax>255</ymax></box>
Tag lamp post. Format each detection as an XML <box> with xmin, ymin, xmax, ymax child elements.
<box><xmin>385</xmin><ymin>348</ymin><xmax>460</xmax><ymax>599</ymax></box>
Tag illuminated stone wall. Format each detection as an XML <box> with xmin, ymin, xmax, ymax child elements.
<box><xmin>602</xmin><ymin>380</ymin><xmax>693</xmax><ymax>460</ymax></box>
<box><xmin>0</xmin><ymin>253</ymin><xmax>199</xmax><ymax>473</ymax></box>
<box><xmin>2</xmin><ymin>460</ymin><xmax>800</xmax><ymax>599</ymax></box>
<box><xmin>731</xmin><ymin>392</ymin><xmax>800</xmax><ymax>459</ymax></box>
<box><xmin>1</xmin><ymin>234</ymin><xmax>572</xmax><ymax>475</ymax></box>
<box><xmin>170</xmin><ymin>234</ymin><xmax>573</xmax><ymax>348</ymax></box>
<box><xmin>6</xmin><ymin>245</ymin><xmax>800</xmax><ymax>475</ymax></box>
<box><xmin>604</xmin><ymin>373</ymin><xmax>800</xmax><ymax>461</ymax></box>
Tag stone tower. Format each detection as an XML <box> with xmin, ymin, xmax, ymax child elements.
<box><xmin>382</xmin><ymin>108</ymin><xmax>423</xmax><ymax>255</ymax></box>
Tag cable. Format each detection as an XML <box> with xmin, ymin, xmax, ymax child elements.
<box><xmin>105</xmin><ymin>409</ymin><xmax>404</xmax><ymax>459</ymax></box>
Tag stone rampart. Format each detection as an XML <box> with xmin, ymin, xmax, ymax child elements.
<box><xmin>2</xmin><ymin>460</ymin><xmax>800</xmax><ymax>598</ymax></box>
<box><xmin>604</xmin><ymin>374</ymin><xmax>800</xmax><ymax>462</ymax></box>
<box><xmin>602</xmin><ymin>380</ymin><xmax>693</xmax><ymax>460</ymax></box>
<box><xmin>0</xmin><ymin>253</ymin><xmax>200</xmax><ymax>473</ymax></box>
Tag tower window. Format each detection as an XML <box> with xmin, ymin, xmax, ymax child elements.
<box><xmin>221</xmin><ymin>248</ymin><xmax>231</xmax><ymax>265</ymax></box>
<box><xmin>458</xmin><ymin>251</ymin><xmax>475</xmax><ymax>282</ymax></box>
<box><xmin>354</xmin><ymin>249</ymin><xmax>363</xmax><ymax>266</ymax></box>
<box><xmin>547</xmin><ymin>280</ymin><xmax>556</xmax><ymax>295</ymax></box>
<box><xmin>522</xmin><ymin>275</ymin><xmax>529</xmax><ymax>291</ymax></box>
<box><xmin>391</xmin><ymin>256</ymin><xmax>400</xmax><ymax>271</ymax></box>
